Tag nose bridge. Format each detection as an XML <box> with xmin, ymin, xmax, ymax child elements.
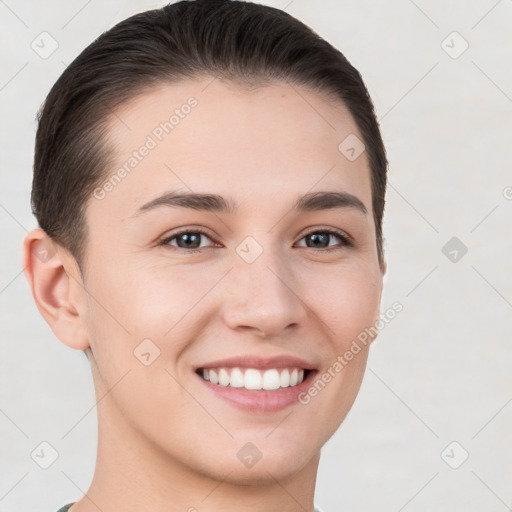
<box><xmin>222</xmin><ymin>237</ymin><xmax>306</xmax><ymax>337</ymax></box>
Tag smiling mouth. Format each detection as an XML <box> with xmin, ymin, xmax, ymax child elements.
<box><xmin>196</xmin><ymin>367</ymin><xmax>311</xmax><ymax>391</ymax></box>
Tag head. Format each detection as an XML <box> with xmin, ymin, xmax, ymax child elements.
<box><xmin>24</xmin><ymin>0</ymin><xmax>387</xmax><ymax>486</ymax></box>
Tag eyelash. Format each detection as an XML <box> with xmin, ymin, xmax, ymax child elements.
<box><xmin>158</xmin><ymin>228</ymin><xmax>353</xmax><ymax>253</ymax></box>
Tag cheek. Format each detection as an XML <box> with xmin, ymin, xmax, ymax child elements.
<box><xmin>82</xmin><ymin>259</ymin><xmax>222</xmax><ymax>380</ymax></box>
<box><xmin>306</xmin><ymin>263</ymin><xmax>381</xmax><ymax>422</ymax></box>
<box><xmin>83</xmin><ymin>255</ymin><xmax>188</xmax><ymax>336</ymax></box>
<box><xmin>308</xmin><ymin>262</ymin><xmax>382</xmax><ymax>348</ymax></box>
<box><xmin>298</xmin><ymin>268</ymin><xmax>379</xmax><ymax>440</ymax></box>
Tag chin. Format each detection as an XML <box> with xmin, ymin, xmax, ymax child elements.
<box><xmin>216</xmin><ymin>458</ymin><xmax>313</xmax><ymax>486</ymax></box>
<box><xmin>189</xmin><ymin>437</ymin><xmax>319</xmax><ymax>486</ymax></box>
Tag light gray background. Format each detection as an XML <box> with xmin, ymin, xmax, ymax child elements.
<box><xmin>1</xmin><ymin>1</ymin><xmax>511</xmax><ymax>511</ymax></box>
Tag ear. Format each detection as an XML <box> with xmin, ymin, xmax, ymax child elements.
<box><xmin>22</xmin><ymin>228</ymin><xmax>90</xmax><ymax>351</ymax></box>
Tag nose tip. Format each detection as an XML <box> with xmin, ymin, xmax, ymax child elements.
<box><xmin>221</xmin><ymin>261</ymin><xmax>307</xmax><ymax>339</ymax></box>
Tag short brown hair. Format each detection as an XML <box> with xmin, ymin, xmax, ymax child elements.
<box><xmin>31</xmin><ymin>0</ymin><xmax>388</xmax><ymax>277</ymax></box>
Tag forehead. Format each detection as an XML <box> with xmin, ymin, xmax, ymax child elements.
<box><xmin>93</xmin><ymin>77</ymin><xmax>373</xmax><ymax>221</ymax></box>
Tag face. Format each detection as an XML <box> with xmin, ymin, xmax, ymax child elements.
<box><xmin>78</xmin><ymin>77</ymin><xmax>384</xmax><ymax>483</ymax></box>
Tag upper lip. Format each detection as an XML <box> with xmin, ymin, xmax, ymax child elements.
<box><xmin>195</xmin><ymin>355</ymin><xmax>317</xmax><ymax>371</ymax></box>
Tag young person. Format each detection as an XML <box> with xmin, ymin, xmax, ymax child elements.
<box><xmin>22</xmin><ymin>1</ymin><xmax>388</xmax><ymax>510</ymax></box>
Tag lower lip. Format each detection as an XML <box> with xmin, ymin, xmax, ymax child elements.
<box><xmin>196</xmin><ymin>370</ymin><xmax>317</xmax><ymax>413</ymax></box>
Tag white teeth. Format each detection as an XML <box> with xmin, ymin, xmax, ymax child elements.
<box><xmin>218</xmin><ymin>368</ymin><xmax>230</xmax><ymax>387</ymax></box>
<box><xmin>262</xmin><ymin>369</ymin><xmax>280</xmax><ymax>390</ymax></box>
<box><xmin>244</xmin><ymin>369</ymin><xmax>262</xmax><ymax>390</ymax></box>
<box><xmin>200</xmin><ymin>367</ymin><xmax>308</xmax><ymax>391</ymax></box>
<box><xmin>230</xmin><ymin>368</ymin><xmax>245</xmax><ymax>388</ymax></box>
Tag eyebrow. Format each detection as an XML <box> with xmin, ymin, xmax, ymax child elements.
<box><xmin>131</xmin><ymin>190</ymin><xmax>368</xmax><ymax>217</ymax></box>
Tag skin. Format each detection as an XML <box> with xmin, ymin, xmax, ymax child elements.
<box><xmin>23</xmin><ymin>76</ymin><xmax>386</xmax><ymax>512</ymax></box>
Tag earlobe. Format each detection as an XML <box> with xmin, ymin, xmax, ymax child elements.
<box><xmin>22</xmin><ymin>228</ymin><xmax>90</xmax><ymax>351</ymax></box>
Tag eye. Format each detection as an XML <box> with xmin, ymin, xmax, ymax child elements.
<box><xmin>296</xmin><ymin>229</ymin><xmax>352</xmax><ymax>250</ymax></box>
<box><xmin>159</xmin><ymin>227</ymin><xmax>352</xmax><ymax>253</ymax></box>
<box><xmin>160</xmin><ymin>229</ymin><xmax>217</xmax><ymax>252</ymax></box>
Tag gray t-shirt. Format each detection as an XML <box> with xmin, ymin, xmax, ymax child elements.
<box><xmin>56</xmin><ymin>506</ymin><xmax>73</xmax><ymax>512</ymax></box>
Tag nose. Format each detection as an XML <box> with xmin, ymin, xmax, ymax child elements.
<box><xmin>221</xmin><ymin>249</ymin><xmax>308</xmax><ymax>339</ymax></box>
